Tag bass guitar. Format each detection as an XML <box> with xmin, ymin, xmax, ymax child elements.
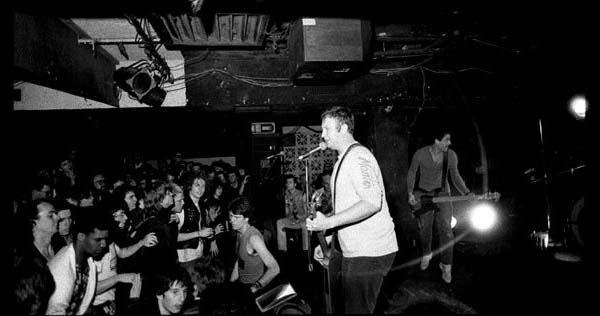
<box><xmin>411</xmin><ymin>189</ymin><xmax>501</xmax><ymax>217</ymax></box>
<box><xmin>308</xmin><ymin>188</ymin><xmax>334</xmax><ymax>314</ymax></box>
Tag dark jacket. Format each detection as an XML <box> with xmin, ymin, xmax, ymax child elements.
<box><xmin>178</xmin><ymin>194</ymin><xmax>208</xmax><ymax>250</ymax></box>
<box><xmin>13</xmin><ymin>244</ymin><xmax>56</xmax><ymax>315</ymax></box>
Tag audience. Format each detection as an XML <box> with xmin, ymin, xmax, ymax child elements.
<box><xmin>13</xmin><ymin>152</ymin><xmax>299</xmax><ymax>315</ymax></box>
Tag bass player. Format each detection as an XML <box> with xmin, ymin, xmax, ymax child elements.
<box><xmin>407</xmin><ymin>124</ymin><xmax>473</xmax><ymax>284</ymax></box>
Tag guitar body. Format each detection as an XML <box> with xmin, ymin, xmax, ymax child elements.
<box><xmin>411</xmin><ymin>189</ymin><xmax>445</xmax><ymax>216</ymax></box>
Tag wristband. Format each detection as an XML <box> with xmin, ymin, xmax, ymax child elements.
<box><xmin>254</xmin><ymin>281</ymin><xmax>263</xmax><ymax>289</ymax></box>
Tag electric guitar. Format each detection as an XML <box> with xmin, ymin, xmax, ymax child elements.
<box><xmin>410</xmin><ymin>189</ymin><xmax>501</xmax><ymax>217</ymax></box>
<box><xmin>308</xmin><ymin>188</ymin><xmax>334</xmax><ymax>314</ymax></box>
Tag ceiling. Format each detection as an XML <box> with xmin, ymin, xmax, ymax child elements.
<box><xmin>13</xmin><ymin>0</ymin><xmax>593</xmax><ymax>112</ymax></box>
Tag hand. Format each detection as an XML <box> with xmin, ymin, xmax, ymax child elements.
<box><xmin>199</xmin><ymin>227</ymin><xmax>214</xmax><ymax>238</ymax></box>
<box><xmin>214</xmin><ymin>223</ymin><xmax>225</xmax><ymax>235</ymax></box>
<box><xmin>250</xmin><ymin>285</ymin><xmax>259</xmax><ymax>293</ymax></box>
<box><xmin>119</xmin><ymin>273</ymin><xmax>139</xmax><ymax>284</ymax></box>
<box><xmin>408</xmin><ymin>192</ymin><xmax>417</xmax><ymax>206</ymax></box>
<box><xmin>209</xmin><ymin>240</ymin><xmax>219</xmax><ymax>256</ymax></box>
<box><xmin>141</xmin><ymin>232</ymin><xmax>158</xmax><ymax>247</ymax></box>
<box><xmin>306</xmin><ymin>211</ymin><xmax>332</xmax><ymax>231</ymax></box>
<box><xmin>169</xmin><ymin>213</ymin><xmax>179</xmax><ymax>224</ymax></box>
<box><xmin>313</xmin><ymin>245</ymin><xmax>325</xmax><ymax>266</ymax></box>
<box><xmin>102</xmin><ymin>301</ymin><xmax>116</xmax><ymax>315</ymax></box>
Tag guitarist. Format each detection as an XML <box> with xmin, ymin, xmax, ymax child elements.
<box><xmin>407</xmin><ymin>125</ymin><xmax>473</xmax><ymax>284</ymax></box>
<box><xmin>307</xmin><ymin>106</ymin><xmax>398</xmax><ymax>314</ymax></box>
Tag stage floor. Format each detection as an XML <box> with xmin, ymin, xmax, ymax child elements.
<box><xmin>274</xmin><ymin>231</ymin><xmax>591</xmax><ymax>315</ymax></box>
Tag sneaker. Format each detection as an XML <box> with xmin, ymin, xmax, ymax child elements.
<box><xmin>439</xmin><ymin>263</ymin><xmax>452</xmax><ymax>283</ymax></box>
<box><xmin>420</xmin><ymin>253</ymin><xmax>433</xmax><ymax>270</ymax></box>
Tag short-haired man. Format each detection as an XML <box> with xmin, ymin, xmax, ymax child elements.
<box><xmin>46</xmin><ymin>206</ymin><xmax>111</xmax><ymax>315</ymax></box>
<box><xmin>306</xmin><ymin>106</ymin><xmax>398</xmax><ymax>314</ymax></box>
<box><xmin>51</xmin><ymin>199</ymin><xmax>75</xmax><ymax>254</ymax></box>
<box><xmin>407</xmin><ymin>125</ymin><xmax>472</xmax><ymax>284</ymax></box>
<box><xmin>229</xmin><ymin>196</ymin><xmax>280</xmax><ymax>313</ymax></box>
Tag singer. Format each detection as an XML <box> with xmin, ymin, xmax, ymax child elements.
<box><xmin>306</xmin><ymin>106</ymin><xmax>397</xmax><ymax>314</ymax></box>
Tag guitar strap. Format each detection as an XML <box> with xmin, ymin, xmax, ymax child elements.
<box><xmin>331</xmin><ymin>142</ymin><xmax>362</xmax><ymax>252</ymax></box>
<box><xmin>440</xmin><ymin>151</ymin><xmax>448</xmax><ymax>194</ymax></box>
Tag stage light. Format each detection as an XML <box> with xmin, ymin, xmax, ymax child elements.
<box><xmin>114</xmin><ymin>60</ymin><xmax>167</xmax><ymax>107</ymax></box>
<box><xmin>568</xmin><ymin>94</ymin><xmax>587</xmax><ymax>120</ymax></box>
<box><xmin>451</xmin><ymin>216</ymin><xmax>457</xmax><ymax>229</ymax></box>
<box><xmin>468</xmin><ymin>203</ymin><xmax>498</xmax><ymax>232</ymax></box>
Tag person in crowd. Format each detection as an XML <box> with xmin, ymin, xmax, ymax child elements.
<box><xmin>30</xmin><ymin>176</ymin><xmax>54</xmax><ymax>201</ymax></box>
<box><xmin>177</xmin><ymin>174</ymin><xmax>215</xmax><ymax>278</ymax></box>
<box><xmin>312</xmin><ymin>171</ymin><xmax>333</xmax><ymax>216</ymax></box>
<box><xmin>90</xmin><ymin>245</ymin><xmax>141</xmax><ymax>315</ymax></box>
<box><xmin>134</xmin><ymin>184</ymin><xmax>181</xmax><ymax>279</ymax></box>
<box><xmin>113</xmin><ymin>185</ymin><xmax>143</xmax><ymax>229</ymax></box>
<box><xmin>51</xmin><ymin>199</ymin><xmax>75</xmax><ymax>253</ymax></box>
<box><xmin>225</xmin><ymin>169</ymin><xmax>249</xmax><ymax>200</ymax></box>
<box><xmin>55</xmin><ymin>158</ymin><xmax>78</xmax><ymax>199</ymax></box>
<box><xmin>306</xmin><ymin>106</ymin><xmax>398</xmax><ymax>314</ymax></box>
<box><xmin>13</xmin><ymin>199</ymin><xmax>59</xmax><ymax>315</ymax></box>
<box><xmin>276</xmin><ymin>174</ymin><xmax>308</xmax><ymax>252</ymax></box>
<box><xmin>103</xmin><ymin>200</ymin><xmax>158</xmax><ymax>313</ymax></box>
<box><xmin>128</xmin><ymin>266</ymin><xmax>193</xmax><ymax>315</ymax></box>
<box><xmin>229</xmin><ymin>196</ymin><xmax>280</xmax><ymax>314</ymax></box>
<box><xmin>46</xmin><ymin>206</ymin><xmax>111</xmax><ymax>315</ymax></box>
<box><xmin>91</xmin><ymin>173</ymin><xmax>110</xmax><ymax>206</ymax></box>
<box><xmin>204</xmin><ymin>198</ymin><xmax>228</xmax><ymax>259</ymax></box>
<box><xmin>407</xmin><ymin>124</ymin><xmax>472</xmax><ymax>284</ymax></box>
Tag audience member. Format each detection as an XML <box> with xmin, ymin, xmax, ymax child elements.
<box><xmin>229</xmin><ymin>196</ymin><xmax>280</xmax><ymax>314</ymax></box>
<box><xmin>46</xmin><ymin>206</ymin><xmax>111</xmax><ymax>315</ymax></box>
<box><xmin>128</xmin><ymin>266</ymin><xmax>193</xmax><ymax>315</ymax></box>
<box><xmin>51</xmin><ymin>199</ymin><xmax>75</xmax><ymax>253</ymax></box>
<box><xmin>13</xmin><ymin>199</ymin><xmax>59</xmax><ymax>315</ymax></box>
<box><xmin>276</xmin><ymin>174</ymin><xmax>308</xmax><ymax>252</ymax></box>
<box><xmin>177</xmin><ymin>174</ymin><xmax>215</xmax><ymax>279</ymax></box>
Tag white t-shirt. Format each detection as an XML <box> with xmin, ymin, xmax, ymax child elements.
<box><xmin>331</xmin><ymin>143</ymin><xmax>398</xmax><ymax>257</ymax></box>
<box><xmin>93</xmin><ymin>243</ymin><xmax>117</xmax><ymax>305</ymax></box>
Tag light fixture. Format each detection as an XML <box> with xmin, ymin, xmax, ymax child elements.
<box><xmin>114</xmin><ymin>60</ymin><xmax>167</xmax><ymax>107</ymax></box>
<box><xmin>468</xmin><ymin>203</ymin><xmax>498</xmax><ymax>232</ymax></box>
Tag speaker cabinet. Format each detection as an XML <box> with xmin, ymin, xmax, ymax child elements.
<box><xmin>288</xmin><ymin>18</ymin><xmax>372</xmax><ymax>85</ymax></box>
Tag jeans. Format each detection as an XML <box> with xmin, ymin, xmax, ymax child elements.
<box><xmin>418</xmin><ymin>201</ymin><xmax>454</xmax><ymax>265</ymax></box>
<box><xmin>341</xmin><ymin>252</ymin><xmax>396</xmax><ymax>314</ymax></box>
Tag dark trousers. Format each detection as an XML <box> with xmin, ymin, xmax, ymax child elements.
<box><xmin>340</xmin><ymin>252</ymin><xmax>396</xmax><ymax>314</ymax></box>
<box><xmin>418</xmin><ymin>201</ymin><xmax>454</xmax><ymax>265</ymax></box>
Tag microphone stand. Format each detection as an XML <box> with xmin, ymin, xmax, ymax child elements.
<box><xmin>300</xmin><ymin>157</ymin><xmax>314</xmax><ymax>272</ymax></box>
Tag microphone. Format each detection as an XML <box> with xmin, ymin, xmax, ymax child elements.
<box><xmin>265</xmin><ymin>151</ymin><xmax>284</xmax><ymax>159</ymax></box>
<box><xmin>298</xmin><ymin>142</ymin><xmax>327</xmax><ymax>160</ymax></box>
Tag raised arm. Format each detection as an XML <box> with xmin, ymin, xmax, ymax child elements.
<box><xmin>115</xmin><ymin>232</ymin><xmax>157</xmax><ymax>258</ymax></box>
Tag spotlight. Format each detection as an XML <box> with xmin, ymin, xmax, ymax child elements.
<box><xmin>568</xmin><ymin>94</ymin><xmax>587</xmax><ymax>120</ymax></box>
<box><xmin>468</xmin><ymin>203</ymin><xmax>498</xmax><ymax>232</ymax></box>
<box><xmin>114</xmin><ymin>60</ymin><xmax>167</xmax><ymax>107</ymax></box>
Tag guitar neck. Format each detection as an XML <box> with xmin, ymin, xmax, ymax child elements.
<box><xmin>432</xmin><ymin>194</ymin><xmax>486</xmax><ymax>203</ymax></box>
